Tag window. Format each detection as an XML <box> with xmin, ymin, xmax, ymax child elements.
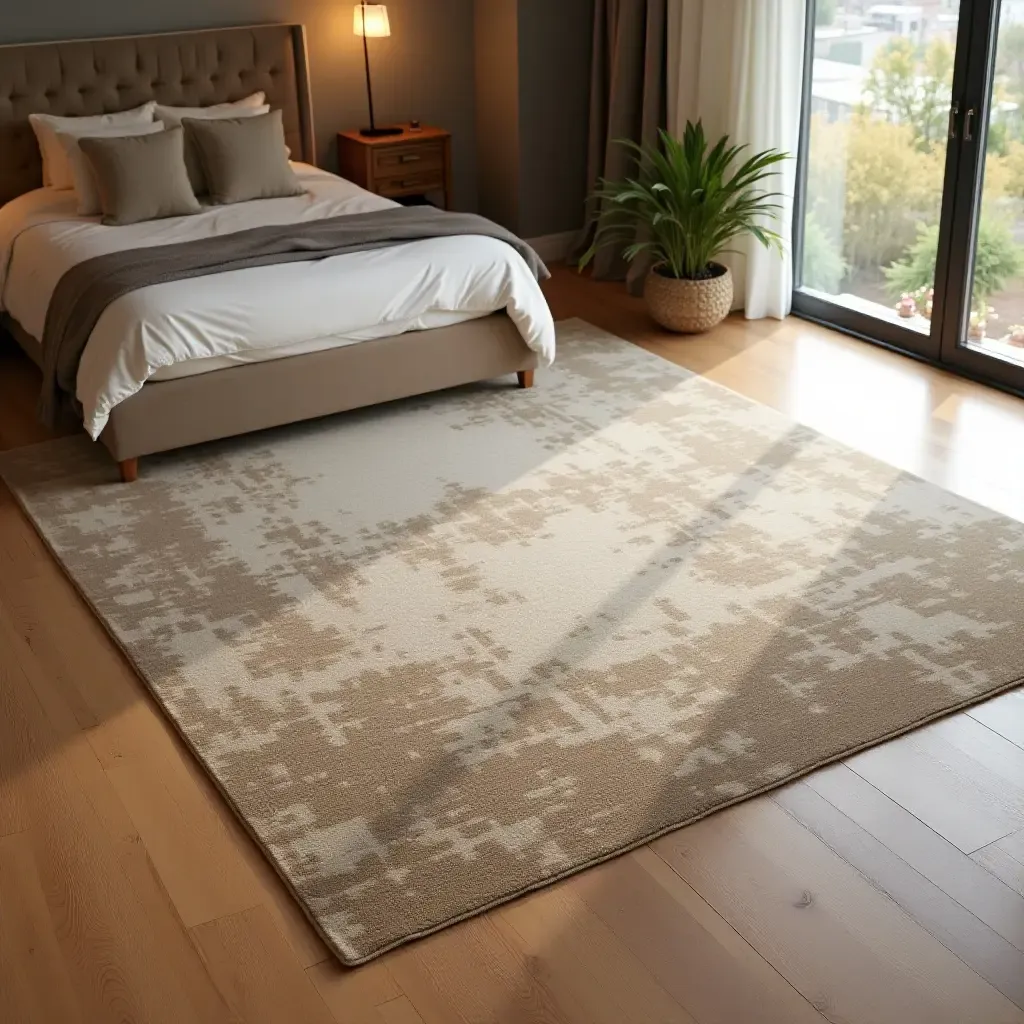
<box><xmin>793</xmin><ymin>0</ymin><xmax>1024</xmax><ymax>393</ymax></box>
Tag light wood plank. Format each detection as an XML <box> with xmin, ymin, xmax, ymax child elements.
<box><xmin>364</xmin><ymin>952</ymin><xmax>460</xmax><ymax>1024</ymax></box>
<box><xmin>488</xmin><ymin>911</ymin><xmax>661</xmax><ymax>1024</ymax></box>
<box><xmin>22</xmin><ymin>562</ymin><xmax>144</xmax><ymax>729</ymax></box>
<box><xmin>922</xmin><ymin>714</ymin><xmax>1024</xmax><ymax>801</ymax></box>
<box><xmin>652</xmin><ymin>799</ymin><xmax>1024</xmax><ymax>1023</ymax></box>
<box><xmin>104</xmin><ymin>753</ymin><xmax>266</xmax><ymax>928</ymax></box>
<box><xmin>969</xmin><ymin>690</ymin><xmax>1024</xmax><ymax>750</ymax></box>
<box><xmin>1</xmin><ymin>601</ymin><xmax>237</xmax><ymax>1021</ymax></box>
<box><xmin>307</xmin><ymin>958</ymin><xmax>402</xmax><ymax>1024</ymax></box>
<box><xmin>845</xmin><ymin>727</ymin><xmax>1024</xmax><ymax>854</ymax></box>
<box><xmin>801</xmin><ymin>763</ymin><xmax>1024</xmax><ymax>951</ymax></box>
<box><xmin>97</xmin><ymin>707</ymin><xmax>329</xmax><ymax>966</ymax></box>
<box><xmin>0</xmin><ymin>627</ymin><xmax>31</xmax><ymax>837</ymax></box>
<box><xmin>497</xmin><ymin>884</ymin><xmax>699</xmax><ymax>1024</ymax></box>
<box><xmin>0</xmin><ymin>485</ymin><xmax>48</xmax><ymax>580</ymax></box>
<box><xmin>570</xmin><ymin>848</ymin><xmax>826</xmax><ymax>1023</ymax></box>
<box><xmin>0</xmin><ymin>831</ymin><xmax>84</xmax><ymax>1024</ymax></box>
<box><xmin>385</xmin><ymin>914</ymin><xmax>572</xmax><ymax>1024</ymax></box>
<box><xmin>0</xmin><ymin>612</ymin><xmax>235</xmax><ymax>1024</ymax></box>
<box><xmin>111</xmin><ymin>828</ymin><xmax>247</xmax><ymax>1024</ymax></box>
<box><xmin>974</xmin><ymin>831</ymin><xmax>1024</xmax><ymax>897</ymax></box>
<box><xmin>94</xmin><ymin>704</ymin><xmax>331</xmax><ymax>966</ymax></box>
<box><xmin>0</xmin><ymin>566</ymin><xmax>107</xmax><ymax>733</ymax></box>
<box><xmin>774</xmin><ymin>777</ymin><xmax>1024</xmax><ymax>1006</ymax></box>
<box><xmin>190</xmin><ymin>905</ymin><xmax>335</xmax><ymax>1024</ymax></box>
<box><xmin>994</xmin><ymin>829</ymin><xmax>1024</xmax><ymax>864</ymax></box>
<box><xmin>376</xmin><ymin>997</ymin><xmax>426</xmax><ymax>1024</ymax></box>
<box><xmin>228</xmin><ymin>819</ymin><xmax>334</xmax><ymax>969</ymax></box>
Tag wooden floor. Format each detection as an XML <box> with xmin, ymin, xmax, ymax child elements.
<box><xmin>2</xmin><ymin>266</ymin><xmax>1023</xmax><ymax>1024</ymax></box>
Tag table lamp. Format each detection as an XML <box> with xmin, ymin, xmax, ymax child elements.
<box><xmin>354</xmin><ymin>3</ymin><xmax>403</xmax><ymax>137</ymax></box>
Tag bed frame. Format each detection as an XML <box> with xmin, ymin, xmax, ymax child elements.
<box><xmin>0</xmin><ymin>25</ymin><xmax>538</xmax><ymax>481</ymax></box>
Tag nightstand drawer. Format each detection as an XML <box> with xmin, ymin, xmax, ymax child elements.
<box><xmin>372</xmin><ymin>142</ymin><xmax>445</xmax><ymax>176</ymax></box>
<box><xmin>337</xmin><ymin>125</ymin><xmax>452</xmax><ymax>209</ymax></box>
<box><xmin>376</xmin><ymin>169</ymin><xmax>446</xmax><ymax>196</ymax></box>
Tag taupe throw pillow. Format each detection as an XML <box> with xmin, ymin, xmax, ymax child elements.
<box><xmin>78</xmin><ymin>128</ymin><xmax>202</xmax><ymax>226</ymax></box>
<box><xmin>183</xmin><ymin>110</ymin><xmax>305</xmax><ymax>205</ymax></box>
<box><xmin>56</xmin><ymin>123</ymin><xmax>166</xmax><ymax>216</ymax></box>
<box><xmin>155</xmin><ymin>94</ymin><xmax>270</xmax><ymax>195</ymax></box>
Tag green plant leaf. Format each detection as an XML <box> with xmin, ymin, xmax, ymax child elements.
<box><xmin>583</xmin><ymin>123</ymin><xmax>789</xmax><ymax>279</ymax></box>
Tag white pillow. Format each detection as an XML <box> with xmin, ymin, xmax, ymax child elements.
<box><xmin>56</xmin><ymin>123</ymin><xmax>167</xmax><ymax>216</ymax></box>
<box><xmin>153</xmin><ymin>92</ymin><xmax>268</xmax><ymax>128</ymax></box>
<box><xmin>30</xmin><ymin>101</ymin><xmax>157</xmax><ymax>189</ymax></box>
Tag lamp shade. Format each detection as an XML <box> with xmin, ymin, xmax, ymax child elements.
<box><xmin>353</xmin><ymin>4</ymin><xmax>391</xmax><ymax>38</ymax></box>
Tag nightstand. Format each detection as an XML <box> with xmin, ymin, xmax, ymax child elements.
<box><xmin>337</xmin><ymin>125</ymin><xmax>453</xmax><ymax>210</ymax></box>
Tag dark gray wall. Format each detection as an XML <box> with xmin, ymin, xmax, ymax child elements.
<box><xmin>0</xmin><ymin>0</ymin><xmax>480</xmax><ymax>210</ymax></box>
<box><xmin>517</xmin><ymin>0</ymin><xmax>594</xmax><ymax>239</ymax></box>
<box><xmin>474</xmin><ymin>0</ymin><xmax>520</xmax><ymax>228</ymax></box>
<box><xmin>472</xmin><ymin>0</ymin><xmax>593</xmax><ymax>238</ymax></box>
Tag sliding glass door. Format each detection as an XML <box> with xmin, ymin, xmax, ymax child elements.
<box><xmin>938</xmin><ymin>0</ymin><xmax>1024</xmax><ymax>389</ymax></box>
<box><xmin>793</xmin><ymin>0</ymin><xmax>1024</xmax><ymax>394</ymax></box>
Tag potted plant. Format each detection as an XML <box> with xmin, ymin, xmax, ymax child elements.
<box><xmin>896</xmin><ymin>293</ymin><xmax>918</xmax><ymax>318</ymax></box>
<box><xmin>579</xmin><ymin>121</ymin><xmax>789</xmax><ymax>333</ymax></box>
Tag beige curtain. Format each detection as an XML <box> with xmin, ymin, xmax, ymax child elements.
<box><xmin>668</xmin><ymin>0</ymin><xmax>805</xmax><ymax>318</ymax></box>
<box><xmin>574</xmin><ymin>0</ymin><xmax>667</xmax><ymax>290</ymax></box>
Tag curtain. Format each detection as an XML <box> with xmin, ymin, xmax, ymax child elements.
<box><xmin>668</xmin><ymin>0</ymin><xmax>806</xmax><ymax>318</ymax></box>
<box><xmin>574</xmin><ymin>0</ymin><xmax>668</xmax><ymax>291</ymax></box>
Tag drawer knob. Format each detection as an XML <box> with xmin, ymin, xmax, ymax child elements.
<box><xmin>399</xmin><ymin>154</ymin><xmax>421</xmax><ymax>163</ymax></box>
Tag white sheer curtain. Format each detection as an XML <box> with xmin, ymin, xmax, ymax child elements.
<box><xmin>667</xmin><ymin>0</ymin><xmax>806</xmax><ymax>319</ymax></box>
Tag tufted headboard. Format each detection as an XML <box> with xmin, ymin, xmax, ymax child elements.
<box><xmin>0</xmin><ymin>23</ymin><xmax>315</xmax><ymax>207</ymax></box>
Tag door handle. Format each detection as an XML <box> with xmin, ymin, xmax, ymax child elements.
<box><xmin>964</xmin><ymin>107</ymin><xmax>976</xmax><ymax>142</ymax></box>
<box><xmin>948</xmin><ymin>101</ymin><xmax>960</xmax><ymax>139</ymax></box>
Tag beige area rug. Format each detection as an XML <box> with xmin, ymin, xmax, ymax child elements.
<box><xmin>2</xmin><ymin>319</ymin><xmax>1023</xmax><ymax>965</ymax></box>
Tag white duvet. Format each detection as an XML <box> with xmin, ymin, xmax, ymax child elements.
<box><xmin>0</xmin><ymin>163</ymin><xmax>556</xmax><ymax>438</ymax></box>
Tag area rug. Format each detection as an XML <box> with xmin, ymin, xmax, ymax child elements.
<box><xmin>2</xmin><ymin>319</ymin><xmax>1022</xmax><ymax>965</ymax></box>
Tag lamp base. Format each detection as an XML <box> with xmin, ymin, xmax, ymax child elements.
<box><xmin>360</xmin><ymin>126</ymin><xmax>404</xmax><ymax>137</ymax></box>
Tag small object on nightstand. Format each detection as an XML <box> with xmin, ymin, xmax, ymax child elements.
<box><xmin>337</xmin><ymin>125</ymin><xmax>453</xmax><ymax>210</ymax></box>
<box><xmin>410</xmin><ymin>119</ymin><xmax>422</xmax><ymax>132</ymax></box>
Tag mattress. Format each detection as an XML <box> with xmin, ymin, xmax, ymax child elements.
<box><xmin>147</xmin><ymin>310</ymin><xmax>492</xmax><ymax>381</ymax></box>
<box><xmin>0</xmin><ymin>163</ymin><xmax>555</xmax><ymax>437</ymax></box>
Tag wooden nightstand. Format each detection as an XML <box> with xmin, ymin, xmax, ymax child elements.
<box><xmin>337</xmin><ymin>125</ymin><xmax>453</xmax><ymax>210</ymax></box>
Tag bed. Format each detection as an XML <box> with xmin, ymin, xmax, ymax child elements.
<box><xmin>0</xmin><ymin>24</ymin><xmax>553</xmax><ymax>481</ymax></box>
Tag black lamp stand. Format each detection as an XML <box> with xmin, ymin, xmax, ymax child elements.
<box><xmin>359</xmin><ymin>2</ymin><xmax>402</xmax><ymax>137</ymax></box>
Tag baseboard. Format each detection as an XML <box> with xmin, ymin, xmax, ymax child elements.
<box><xmin>526</xmin><ymin>230</ymin><xmax>578</xmax><ymax>264</ymax></box>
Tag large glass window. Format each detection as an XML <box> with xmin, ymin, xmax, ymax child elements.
<box><xmin>962</xmin><ymin>8</ymin><xmax>1024</xmax><ymax>370</ymax></box>
<box><xmin>798</xmin><ymin>1</ymin><xmax>960</xmax><ymax>337</ymax></box>
<box><xmin>795</xmin><ymin>0</ymin><xmax>1024</xmax><ymax>394</ymax></box>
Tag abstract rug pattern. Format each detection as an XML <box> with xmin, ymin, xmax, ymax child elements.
<box><xmin>2</xmin><ymin>319</ymin><xmax>1022</xmax><ymax>964</ymax></box>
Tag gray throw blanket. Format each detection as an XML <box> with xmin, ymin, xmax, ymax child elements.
<box><xmin>39</xmin><ymin>206</ymin><xmax>549</xmax><ymax>426</ymax></box>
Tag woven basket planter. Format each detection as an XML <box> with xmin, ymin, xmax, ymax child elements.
<box><xmin>644</xmin><ymin>263</ymin><xmax>733</xmax><ymax>334</ymax></box>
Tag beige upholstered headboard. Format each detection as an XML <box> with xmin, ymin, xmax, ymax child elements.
<box><xmin>0</xmin><ymin>24</ymin><xmax>315</xmax><ymax>207</ymax></box>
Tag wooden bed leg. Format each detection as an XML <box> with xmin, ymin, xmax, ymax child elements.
<box><xmin>517</xmin><ymin>369</ymin><xmax>535</xmax><ymax>389</ymax></box>
<box><xmin>119</xmin><ymin>458</ymin><xmax>139</xmax><ymax>483</ymax></box>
